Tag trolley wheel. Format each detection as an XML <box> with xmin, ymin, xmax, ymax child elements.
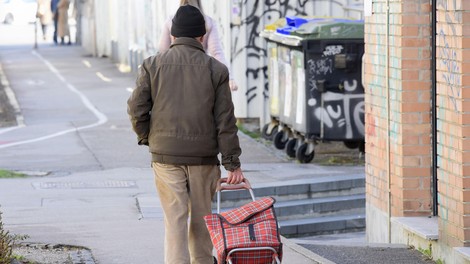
<box><xmin>269</xmin><ymin>126</ymin><xmax>279</xmax><ymax>141</ymax></box>
<box><xmin>344</xmin><ymin>141</ymin><xmax>359</xmax><ymax>149</ymax></box>
<box><xmin>285</xmin><ymin>138</ymin><xmax>297</xmax><ymax>158</ymax></box>
<box><xmin>261</xmin><ymin>124</ymin><xmax>270</xmax><ymax>140</ymax></box>
<box><xmin>273</xmin><ymin>130</ymin><xmax>287</xmax><ymax>150</ymax></box>
<box><xmin>296</xmin><ymin>143</ymin><xmax>314</xmax><ymax>163</ymax></box>
<box><xmin>261</xmin><ymin>124</ymin><xmax>278</xmax><ymax>141</ymax></box>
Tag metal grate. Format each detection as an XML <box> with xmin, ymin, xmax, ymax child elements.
<box><xmin>33</xmin><ymin>181</ymin><xmax>138</xmax><ymax>189</ymax></box>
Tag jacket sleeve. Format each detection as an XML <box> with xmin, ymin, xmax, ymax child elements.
<box><xmin>213</xmin><ymin>66</ymin><xmax>241</xmax><ymax>171</ymax></box>
<box><xmin>127</xmin><ymin>59</ymin><xmax>152</xmax><ymax>146</ymax></box>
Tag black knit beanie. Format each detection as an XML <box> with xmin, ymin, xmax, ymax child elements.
<box><xmin>171</xmin><ymin>5</ymin><xmax>206</xmax><ymax>38</ymax></box>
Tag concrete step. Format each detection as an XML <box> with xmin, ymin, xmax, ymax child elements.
<box><xmin>216</xmin><ymin>194</ymin><xmax>365</xmax><ymax>219</ymax></box>
<box><xmin>216</xmin><ymin>174</ymin><xmax>365</xmax><ymax>208</ymax></box>
<box><xmin>279</xmin><ymin>212</ymin><xmax>366</xmax><ymax>237</ymax></box>
<box><xmin>214</xmin><ymin>175</ymin><xmax>366</xmax><ymax>237</ymax></box>
<box><xmin>274</xmin><ymin>194</ymin><xmax>365</xmax><ymax>220</ymax></box>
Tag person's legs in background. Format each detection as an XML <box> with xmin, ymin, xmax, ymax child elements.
<box><xmin>41</xmin><ymin>24</ymin><xmax>47</xmax><ymax>40</ymax></box>
<box><xmin>53</xmin><ymin>15</ymin><xmax>58</xmax><ymax>44</ymax></box>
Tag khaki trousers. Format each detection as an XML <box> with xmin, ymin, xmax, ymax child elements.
<box><xmin>152</xmin><ymin>162</ymin><xmax>220</xmax><ymax>264</ymax></box>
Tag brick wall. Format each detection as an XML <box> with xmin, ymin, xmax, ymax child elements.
<box><xmin>365</xmin><ymin>0</ymin><xmax>432</xmax><ymax>231</ymax></box>
<box><xmin>364</xmin><ymin>0</ymin><xmax>391</xmax><ymax>218</ymax></box>
<box><xmin>436</xmin><ymin>0</ymin><xmax>470</xmax><ymax>247</ymax></box>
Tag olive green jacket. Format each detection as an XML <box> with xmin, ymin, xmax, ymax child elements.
<box><xmin>127</xmin><ymin>37</ymin><xmax>241</xmax><ymax>171</ymax></box>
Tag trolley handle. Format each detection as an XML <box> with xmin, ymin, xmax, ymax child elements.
<box><xmin>216</xmin><ymin>177</ymin><xmax>252</xmax><ymax>191</ymax></box>
<box><xmin>216</xmin><ymin>177</ymin><xmax>256</xmax><ymax>213</ymax></box>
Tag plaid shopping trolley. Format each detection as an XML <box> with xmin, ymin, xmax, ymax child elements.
<box><xmin>204</xmin><ymin>178</ymin><xmax>282</xmax><ymax>264</ymax></box>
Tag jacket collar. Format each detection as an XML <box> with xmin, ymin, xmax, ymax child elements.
<box><xmin>170</xmin><ymin>37</ymin><xmax>205</xmax><ymax>52</ymax></box>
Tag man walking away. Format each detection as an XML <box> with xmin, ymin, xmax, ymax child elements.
<box><xmin>127</xmin><ymin>5</ymin><xmax>244</xmax><ymax>264</ymax></box>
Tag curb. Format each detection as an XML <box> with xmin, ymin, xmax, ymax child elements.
<box><xmin>69</xmin><ymin>248</ymin><xmax>96</xmax><ymax>264</ymax></box>
<box><xmin>282</xmin><ymin>236</ymin><xmax>336</xmax><ymax>264</ymax></box>
<box><xmin>0</xmin><ymin>63</ymin><xmax>24</xmax><ymax>128</ymax></box>
<box><xmin>16</xmin><ymin>243</ymin><xmax>96</xmax><ymax>264</ymax></box>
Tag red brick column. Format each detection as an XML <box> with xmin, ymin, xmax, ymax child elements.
<box><xmin>392</xmin><ymin>1</ymin><xmax>432</xmax><ymax>217</ymax></box>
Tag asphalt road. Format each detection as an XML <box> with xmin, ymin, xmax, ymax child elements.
<box><xmin>0</xmin><ymin>23</ymin><xmax>152</xmax><ymax>175</ymax></box>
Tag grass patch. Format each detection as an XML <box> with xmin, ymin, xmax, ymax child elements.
<box><xmin>418</xmin><ymin>246</ymin><xmax>432</xmax><ymax>259</ymax></box>
<box><xmin>0</xmin><ymin>170</ymin><xmax>26</xmax><ymax>179</ymax></box>
<box><xmin>314</xmin><ymin>155</ymin><xmax>365</xmax><ymax>166</ymax></box>
<box><xmin>237</xmin><ymin>123</ymin><xmax>261</xmax><ymax>139</ymax></box>
<box><xmin>417</xmin><ymin>244</ymin><xmax>443</xmax><ymax>263</ymax></box>
<box><xmin>0</xmin><ymin>211</ymin><xmax>13</xmax><ymax>264</ymax></box>
<box><xmin>0</xmin><ymin>209</ymin><xmax>28</xmax><ymax>263</ymax></box>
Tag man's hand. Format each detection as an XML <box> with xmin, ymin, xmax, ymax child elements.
<box><xmin>226</xmin><ymin>167</ymin><xmax>244</xmax><ymax>185</ymax></box>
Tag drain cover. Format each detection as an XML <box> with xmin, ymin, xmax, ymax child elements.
<box><xmin>33</xmin><ymin>181</ymin><xmax>137</xmax><ymax>189</ymax></box>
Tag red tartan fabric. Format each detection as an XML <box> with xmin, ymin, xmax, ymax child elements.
<box><xmin>221</xmin><ymin>197</ymin><xmax>274</xmax><ymax>224</ymax></box>
<box><xmin>204</xmin><ymin>197</ymin><xmax>283</xmax><ymax>264</ymax></box>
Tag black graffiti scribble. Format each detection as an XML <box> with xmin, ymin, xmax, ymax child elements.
<box><xmin>246</xmin><ymin>66</ymin><xmax>265</xmax><ymax>80</ymax></box>
<box><xmin>262</xmin><ymin>65</ymin><xmax>269</xmax><ymax>98</ymax></box>
<box><xmin>246</xmin><ymin>86</ymin><xmax>258</xmax><ymax>103</ymax></box>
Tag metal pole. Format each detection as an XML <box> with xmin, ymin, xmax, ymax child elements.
<box><xmin>431</xmin><ymin>0</ymin><xmax>438</xmax><ymax>216</ymax></box>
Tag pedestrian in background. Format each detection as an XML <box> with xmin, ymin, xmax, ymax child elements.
<box><xmin>57</xmin><ymin>0</ymin><xmax>71</xmax><ymax>45</ymax></box>
<box><xmin>158</xmin><ymin>0</ymin><xmax>238</xmax><ymax>91</ymax></box>
<box><xmin>36</xmin><ymin>0</ymin><xmax>52</xmax><ymax>40</ymax></box>
<box><xmin>50</xmin><ymin>0</ymin><xmax>59</xmax><ymax>44</ymax></box>
<box><xmin>128</xmin><ymin>5</ymin><xmax>244</xmax><ymax>264</ymax></box>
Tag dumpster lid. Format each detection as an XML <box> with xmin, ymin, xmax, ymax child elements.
<box><xmin>292</xmin><ymin>19</ymin><xmax>364</xmax><ymax>39</ymax></box>
<box><xmin>261</xmin><ymin>18</ymin><xmax>364</xmax><ymax>46</ymax></box>
<box><xmin>260</xmin><ymin>30</ymin><xmax>304</xmax><ymax>47</ymax></box>
<box><xmin>285</xmin><ymin>16</ymin><xmax>311</xmax><ymax>28</ymax></box>
<box><xmin>264</xmin><ymin>18</ymin><xmax>287</xmax><ymax>32</ymax></box>
<box><xmin>261</xmin><ymin>17</ymin><xmax>331</xmax><ymax>47</ymax></box>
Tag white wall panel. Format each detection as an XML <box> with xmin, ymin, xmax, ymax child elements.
<box><xmin>93</xmin><ymin>0</ymin><xmax>111</xmax><ymax>57</ymax></box>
